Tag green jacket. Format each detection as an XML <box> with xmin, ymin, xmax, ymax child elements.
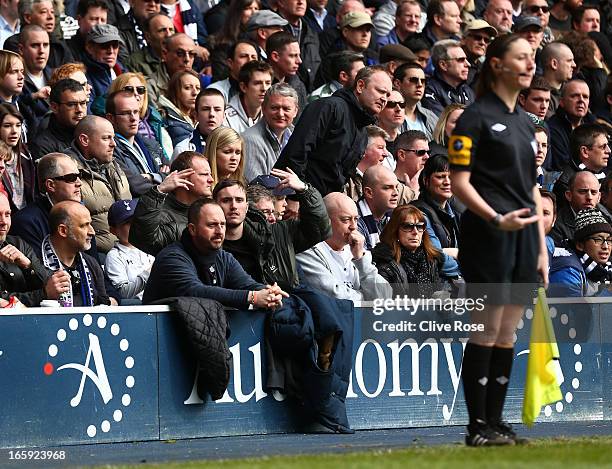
<box><xmin>224</xmin><ymin>184</ymin><xmax>331</xmax><ymax>290</ymax></box>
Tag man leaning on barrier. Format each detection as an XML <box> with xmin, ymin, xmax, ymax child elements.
<box><xmin>212</xmin><ymin>175</ymin><xmax>357</xmax><ymax>434</ymax></box>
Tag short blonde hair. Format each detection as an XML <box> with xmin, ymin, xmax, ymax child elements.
<box><xmin>205</xmin><ymin>127</ymin><xmax>245</xmax><ymax>185</ymax></box>
<box><xmin>0</xmin><ymin>50</ymin><xmax>22</xmax><ymax>79</ymax></box>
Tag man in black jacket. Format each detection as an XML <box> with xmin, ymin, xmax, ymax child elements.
<box><xmin>29</xmin><ymin>79</ymin><xmax>87</xmax><ymax>161</ymax></box>
<box><xmin>274</xmin><ymin>65</ymin><xmax>392</xmax><ymax>196</ymax></box>
<box><xmin>0</xmin><ymin>193</ymin><xmax>65</xmax><ymax>306</ymax></box>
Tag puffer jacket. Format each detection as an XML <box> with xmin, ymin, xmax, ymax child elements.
<box><xmin>0</xmin><ymin>235</ymin><xmax>51</xmax><ymax>306</ymax></box>
<box><xmin>157</xmin><ymin>296</ymin><xmax>231</xmax><ymax>400</ymax></box>
<box><xmin>128</xmin><ymin>185</ymin><xmax>190</xmax><ymax>256</ymax></box>
<box><xmin>223</xmin><ymin>184</ymin><xmax>331</xmax><ymax>290</ymax></box>
<box><xmin>65</xmin><ymin>142</ymin><xmax>132</xmax><ymax>253</ymax></box>
<box><xmin>158</xmin><ymin>95</ymin><xmax>196</xmax><ymax>147</ymax></box>
<box><xmin>274</xmin><ymin>87</ymin><xmax>377</xmax><ymax>196</ymax></box>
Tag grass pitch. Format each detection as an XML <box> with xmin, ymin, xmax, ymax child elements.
<box><xmin>103</xmin><ymin>436</ymin><xmax>612</xmax><ymax>468</ymax></box>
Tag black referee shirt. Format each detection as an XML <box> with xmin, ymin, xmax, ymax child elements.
<box><xmin>448</xmin><ymin>91</ymin><xmax>537</xmax><ymax>214</ymax></box>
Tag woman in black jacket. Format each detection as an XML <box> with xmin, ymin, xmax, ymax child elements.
<box><xmin>371</xmin><ymin>205</ymin><xmax>443</xmax><ymax>297</ymax></box>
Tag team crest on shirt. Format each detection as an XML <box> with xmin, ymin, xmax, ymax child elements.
<box><xmin>491</xmin><ymin>123</ymin><xmax>507</xmax><ymax>132</ymax></box>
<box><xmin>448</xmin><ymin>135</ymin><xmax>472</xmax><ymax>166</ymax></box>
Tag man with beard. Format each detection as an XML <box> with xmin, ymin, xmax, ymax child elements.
<box><xmin>129</xmin><ymin>151</ymin><xmax>214</xmax><ymax>256</ymax></box>
<box><xmin>0</xmin><ymin>192</ymin><xmax>65</xmax><ymax>306</ymax></box>
<box><xmin>143</xmin><ymin>197</ymin><xmax>287</xmax><ymax>308</ymax></box>
<box><xmin>213</xmin><ymin>173</ymin><xmax>356</xmax><ymax>434</ymax></box>
<box><xmin>274</xmin><ymin>65</ymin><xmax>392</xmax><ymax>196</ymax></box>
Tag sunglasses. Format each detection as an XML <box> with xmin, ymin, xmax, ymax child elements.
<box><xmin>400</xmin><ymin>222</ymin><xmax>426</xmax><ymax>232</ymax></box>
<box><xmin>446</xmin><ymin>56</ymin><xmax>468</xmax><ymax>63</ymax></box>
<box><xmin>386</xmin><ymin>100</ymin><xmax>405</xmax><ymax>109</ymax></box>
<box><xmin>406</xmin><ymin>76</ymin><xmax>426</xmax><ymax>85</ymax></box>
<box><xmin>52</xmin><ymin>173</ymin><xmax>80</xmax><ymax>183</ymax></box>
<box><xmin>525</xmin><ymin>5</ymin><xmax>550</xmax><ymax>14</ymax></box>
<box><xmin>403</xmin><ymin>148</ymin><xmax>429</xmax><ymax>156</ymax></box>
<box><xmin>468</xmin><ymin>33</ymin><xmax>493</xmax><ymax>44</ymax></box>
<box><xmin>123</xmin><ymin>85</ymin><xmax>146</xmax><ymax>95</ymax></box>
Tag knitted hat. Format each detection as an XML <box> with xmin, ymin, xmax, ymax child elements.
<box><xmin>573</xmin><ymin>208</ymin><xmax>612</xmax><ymax>242</ymax></box>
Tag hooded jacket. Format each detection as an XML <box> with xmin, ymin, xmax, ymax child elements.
<box><xmin>158</xmin><ymin>95</ymin><xmax>196</xmax><ymax>147</ymax></box>
<box><xmin>274</xmin><ymin>87</ymin><xmax>376</xmax><ymax>196</ymax></box>
<box><xmin>65</xmin><ymin>141</ymin><xmax>132</xmax><ymax>253</ymax></box>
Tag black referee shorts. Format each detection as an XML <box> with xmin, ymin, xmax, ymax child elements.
<box><xmin>458</xmin><ymin>210</ymin><xmax>539</xmax><ymax>305</ymax></box>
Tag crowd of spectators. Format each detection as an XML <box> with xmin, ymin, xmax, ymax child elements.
<box><xmin>1</xmin><ymin>0</ymin><xmax>612</xmax><ymax>306</ymax></box>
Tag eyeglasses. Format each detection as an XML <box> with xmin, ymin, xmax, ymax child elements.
<box><xmin>587</xmin><ymin>236</ymin><xmax>612</xmax><ymax>246</ymax></box>
<box><xmin>52</xmin><ymin>173</ymin><xmax>80</xmax><ymax>183</ymax></box>
<box><xmin>402</xmin><ymin>148</ymin><xmax>429</xmax><ymax>156</ymax></box>
<box><xmin>525</xmin><ymin>5</ymin><xmax>550</xmax><ymax>14</ymax></box>
<box><xmin>59</xmin><ymin>100</ymin><xmax>88</xmax><ymax>109</ymax></box>
<box><xmin>468</xmin><ymin>33</ymin><xmax>493</xmax><ymax>44</ymax></box>
<box><xmin>260</xmin><ymin>209</ymin><xmax>275</xmax><ymax>217</ymax></box>
<box><xmin>386</xmin><ymin>100</ymin><xmax>405</xmax><ymax>109</ymax></box>
<box><xmin>446</xmin><ymin>56</ymin><xmax>468</xmax><ymax>63</ymax></box>
<box><xmin>174</xmin><ymin>49</ymin><xmax>197</xmax><ymax>59</ymax></box>
<box><xmin>406</xmin><ymin>76</ymin><xmax>426</xmax><ymax>85</ymax></box>
<box><xmin>122</xmin><ymin>85</ymin><xmax>146</xmax><ymax>95</ymax></box>
<box><xmin>399</xmin><ymin>222</ymin><xmax>426</xmax><ymax>232</ymax></box>
<box><xmin>113</xmin><ymin>110</ymin><xmax>140</xmax><ymax>118</ymax></box>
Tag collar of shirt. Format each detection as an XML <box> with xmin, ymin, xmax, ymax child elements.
<box><xmin>288</xmin><ymin>19</ymin><xmax>302</xmax><ymax>42</ymax></box>
<box><xmin>0</xmin><ymin>15</ymin><xmax>19</xmax><ymax>34</ymax></box>
<box><xmin>309</xmin><ymin>8</ymin><xmax>327</xmax><ymax>30</ymax></box>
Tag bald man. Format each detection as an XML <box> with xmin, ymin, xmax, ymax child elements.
<box><xmin>357</xmin><ymin>165</ymin><xmax>399</xmax><ymax>250</ymax></box>
<box><xmin>65</xmin><ymin>115</ymin><xmax>131</xmax><ymax>253</ymax></box>
<box><xmin>297</xmin><ymin>192</ymin><xmax>392</xmax><ymax>300</ymax></box>
<box><xmin>44</xmin><ymin>201</ymin><xmax>112</xmax><ymax>306</ymax></box>
<box><xmin>0</xmin><ymin>193</ymin><xmax>66</xmax><ymax>306</ymax></box>
<box><xmin>550</xmin><ymin>171</ymin><xmax>611</xmax><ymax>245</ymax></box>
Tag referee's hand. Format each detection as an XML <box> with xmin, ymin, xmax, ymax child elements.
<box><xmin>498</xmin><ymin>208</ymin><xmax>539</xmax><ymax>231</ymax></box>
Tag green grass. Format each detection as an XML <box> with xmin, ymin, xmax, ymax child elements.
<box><xmin>97</xmin><ymin>436</ymin><xmax>612</xmax><ymax>469</ymax></box>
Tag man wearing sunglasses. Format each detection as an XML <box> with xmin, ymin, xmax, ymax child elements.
<box><xmin>461</xmin><ymin>20</ymin><xmax>497</xmax><ymax>88</ymax></box>
<box><xmin>422</xmin><ymin>39</ymin><xmax>475</xmax><ymax>117</ymax></box>
<box><xmin>550</xmin><ymin>207</ymin><xmax>612</xmax><ymax>296</ymax></box>
<box><xmin>522</xmin><ymin>0</ymin><xmax>555</xmax><ymax>46</ymax></box>
<box><xmin>393</xmin><ymin>62</ymin><xmax>437</xmax><ymax>138</ymax></box>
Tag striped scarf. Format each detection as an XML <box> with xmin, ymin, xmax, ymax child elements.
<box><xmin>41</xmin><ymin>235</ymin><xmax>95</xmax><ymax>307</ymax></box>
<box><xmin>579</xmin><ymin>252</ymin><xmax>612</xmax><ymax>284</ymax></box>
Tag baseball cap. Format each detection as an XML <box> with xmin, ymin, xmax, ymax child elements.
<box><xmin>465</xmin><ymin>19</ymin><xmax>498</xmax><ymax>37</ymax></box>
<box><xmin>246</xmin><ymin>10</ymin><xmax>289</xmax><ymax>31</ymax></box>
<box><xmin>249</xmin><ymin>175</ymin><xmax>295</xmax><ymax>196</ymax></box>
<box><xmin>87</xmin><ymin>24</ymin><xmax>125</xmax><ymax>45</ymax></box>
<box><xmin>108</xmin><ymin>199</ymin><xmax>138</xmax><ymax>226</ymax></box>
<box><xmin>512</xmin><ymin>16</ymin><xmax>543</xmax><ymax>32</ymax></box>
<box><xmin>340</xmin><ymin>11</ymin><xmax>373</xmax><ymax>29</ymax></box>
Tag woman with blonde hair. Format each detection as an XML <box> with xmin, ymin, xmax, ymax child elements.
<box><xmin>205</xmin><ymin>127</ymin><xmax>245</xmax><ymax>185</ymax></box>
<box><xmin>371</xmin><ymin>204</ymin><xmax>443</xmax><ymax>297</ymax></box>
<box><xmin>91</xmin><ymin>72</ymin><xmax>172</xmax><ymax>159</ymax></box>
<box><xmin>430</xmin><ymin>103</ymin><xmax>465</xmax><ymax>158</ymax></box>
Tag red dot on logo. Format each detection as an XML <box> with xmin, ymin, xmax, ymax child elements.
<box><xmin>43</xmin><ymin>362</ymin><xmax>54</xmax><ymax>375</ymax></box>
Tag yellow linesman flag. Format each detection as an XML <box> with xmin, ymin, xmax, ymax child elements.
<box><xmin>522</xmin><ymin>287</ymin><xmax>563</xmax><ymax>427</ymax></box>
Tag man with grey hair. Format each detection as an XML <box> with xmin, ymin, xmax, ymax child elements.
<box><xmin>274</xmin><ymin>65</ymin><xmax>392</xmax><ymax>196</ymax></box>
<box><xmin>297</xmin><ymin>192</ymin><xmax>392</xmax><ymax>301</ymax></box>
<box><xmin>483</xmin><ymin>0</ymin><xmax>513</xmax><ymax>34</ymax></box>
<box><xmin>3</xmin><ymin>0</ymin><xmax>74</xmax><ymax>69</ymax></box>
<box><xmin>422</xmin><ymin>39</ymin><xmax>475</xmax><ymax>116</ymax></box>
<box><xmin>243</xmin><ymin>82</ymin><xmax>299</xmax><ymax>181</ymax></box>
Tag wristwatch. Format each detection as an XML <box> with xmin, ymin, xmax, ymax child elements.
<box><xmin>490</xmin><ymin>213</ymin><xmax>502</xmax><ymax>228</ymax></box>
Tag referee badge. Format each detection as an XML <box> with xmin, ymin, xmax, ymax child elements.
<box><xmin>448</xmin><ymin>135</ymin><xmax>472</xmax><ymax>166</ymax></box>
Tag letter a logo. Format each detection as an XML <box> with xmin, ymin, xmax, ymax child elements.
<box><xmin>57</xmin><ymin>333</ymin><xmax>113</xmax><ymax>407</ymax></box>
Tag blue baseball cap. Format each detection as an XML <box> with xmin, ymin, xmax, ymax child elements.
<box><xmin>108</xmin><ymin>199</ymin><xmax>138</xmax><ymax>226</ymax></box>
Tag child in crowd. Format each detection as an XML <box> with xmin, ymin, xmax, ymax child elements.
<box><xmin>105</xmin><ymin>199</ymin><xmax>155</xmax><ymax>302</ymax></box>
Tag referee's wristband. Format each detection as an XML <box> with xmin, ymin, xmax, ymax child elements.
<box><xmin>489</xmin><ymin>213</ymin><xmax>502</xmax><ymax>228</ymax></box>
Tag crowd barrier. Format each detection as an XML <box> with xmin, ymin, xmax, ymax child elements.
<box><xmin>0</xmin><ymin>298</ymin><xmax>610</xmax><ymax>449</ymax></box>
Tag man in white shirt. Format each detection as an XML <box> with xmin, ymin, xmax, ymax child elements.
<box><xmin>297</xmin><ymin>192</ymin><xmax>391</xmax><ymax>301</ymax></box>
